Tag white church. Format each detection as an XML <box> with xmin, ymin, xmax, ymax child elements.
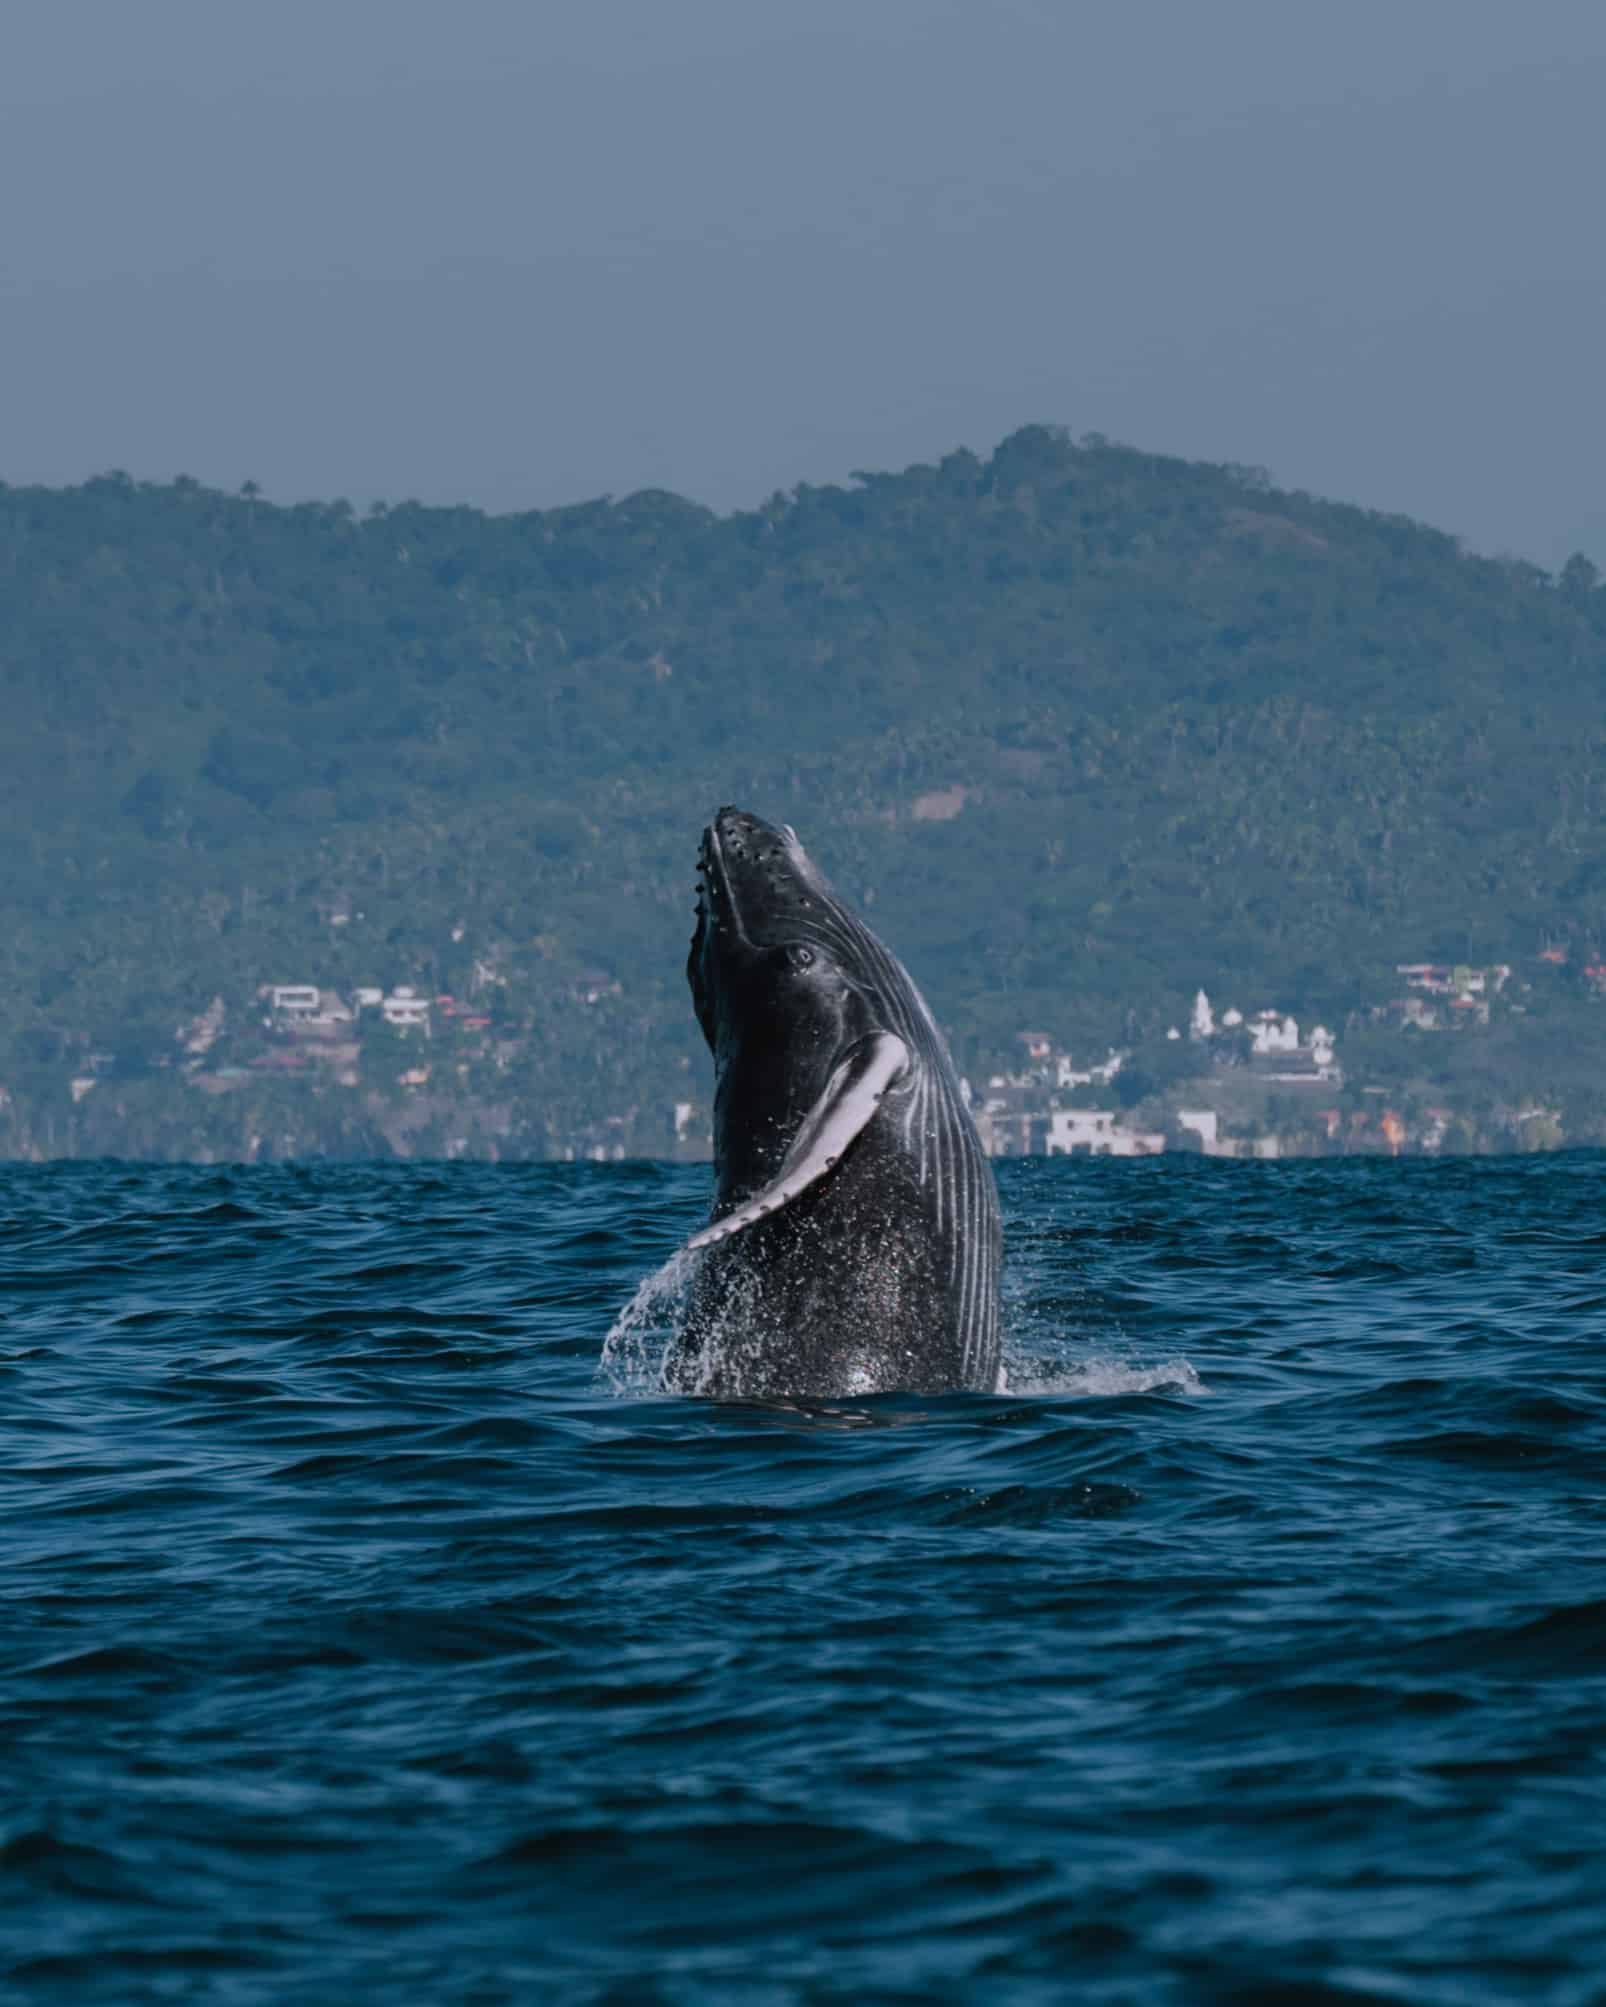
<box><xmin>1180</xmin><ymin>989</ymin><xmax>1339</xmax><ymax>1082</ymax></box>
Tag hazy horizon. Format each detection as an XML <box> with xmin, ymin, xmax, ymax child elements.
<box><xmin>5</xmin><ymin>0</ymin><xmax>1604</xmax><ymax>567</ymax></box>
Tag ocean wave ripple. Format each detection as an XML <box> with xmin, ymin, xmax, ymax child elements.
<box><xmin>3</xmin><ymin>1155</ymin><xmax>1605</xmax><ymax>2003</ymax></box>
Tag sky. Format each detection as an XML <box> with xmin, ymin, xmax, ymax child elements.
<box><xmin>3</xmin><ymin>0</ymin><xmax>1603</xmax><ymax>567</ymax></box>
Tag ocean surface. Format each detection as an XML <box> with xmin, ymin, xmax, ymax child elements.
<box><xmin>3</xmin><ymin>1156</ymin><xmax>1604</xmax><ymax>2004</ymax></box>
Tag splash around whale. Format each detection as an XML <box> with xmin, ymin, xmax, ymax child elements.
<box><xmin>665</xmin><ymin>806</ymin><xmax>1002</xmax><ymax>1398</ymax></box>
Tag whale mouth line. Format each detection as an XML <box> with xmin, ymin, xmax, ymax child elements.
<box><xmin>697</xmin><ymin>820</ymin><xmax>752</xmax><ymax>947</ymax></box>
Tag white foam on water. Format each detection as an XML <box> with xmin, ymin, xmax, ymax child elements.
<box><xmin>597</xmin><ymin>1247</ymin><xmax>697</xmax><ymax>1395</ymax></box>
<box><xmin>601</xmin><ymin>1223</ymin><xmax>1208</xmax><ymax>1402</ymax></box>
<box><xmin>998</xmin><ymin>1354</ymin><xmax>1207</xmax><ymax>1399</ymax></box>
<box><xmin>599</xmin><ymin>1246</ymin><xmax>808</xmax><ymax>1399</ymax></box>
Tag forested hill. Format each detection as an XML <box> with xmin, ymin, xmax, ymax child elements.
<box><xmin>4</xmin><ymin>426</ymin><xmax>1606</xmax><ymax>1156</ymax></box>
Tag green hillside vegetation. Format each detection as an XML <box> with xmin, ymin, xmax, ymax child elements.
<box><xmin>4</xmin><ymin>426</ymin><xmax>1605</xmax><ymax>1157</ymax></box>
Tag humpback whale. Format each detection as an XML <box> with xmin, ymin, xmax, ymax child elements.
<box><xmin>670</xmin><ymin>807</ymin><xmax>1002</xmax><ymax>1397</ymax></box>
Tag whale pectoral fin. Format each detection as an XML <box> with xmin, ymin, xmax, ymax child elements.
<box><xmin>686</xmin><ymin>1032</ymin><xmax>910</xmax><ymax>1252</ymax></box>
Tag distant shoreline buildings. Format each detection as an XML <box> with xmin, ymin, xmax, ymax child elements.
<box><xmin>968</xmin><ymin>988</ymin><xmax>1343</xmax><ymax>1159</ymax></box>
<box><xmin>6</xmin><ymin>953</ymin><xmax>1593</xmax><ymax>1164</ymax></box>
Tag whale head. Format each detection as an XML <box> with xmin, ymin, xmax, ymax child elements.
<box><xmin>689</xmin><ymin>806</ymin><xmax>856</xmax><ymax>1054</ymax></box>
<box><xmin>687</xmin><ymin>807</ymin><xmax>911</xmax><ymax>1238</ymax></box>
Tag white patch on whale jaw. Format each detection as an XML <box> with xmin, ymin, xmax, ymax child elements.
<box><xmin>686</xmin><ymin>1031</ymin><xmax>911</xmax><ymax>1252</ymax></box>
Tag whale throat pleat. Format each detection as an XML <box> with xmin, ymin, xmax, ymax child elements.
<box><xmin>686</xmin><ymin>1033</ymin><xmax>911</xmax><ymax>1251</ymax></box>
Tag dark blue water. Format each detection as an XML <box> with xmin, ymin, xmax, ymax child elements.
<box><xmin>3</xmin><ymin>1158</ymin><xmax>1604</xmax><ymax>2004</ymax></box>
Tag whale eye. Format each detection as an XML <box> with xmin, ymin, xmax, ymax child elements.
<box><xmin>784</xmin><ymin>944</ymin><xmax>815</xmax><ymax>973</ymax></box>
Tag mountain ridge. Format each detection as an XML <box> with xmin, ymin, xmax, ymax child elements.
<box><xmin>4</xmin><ymin>425</ymin><xmax>1605</xmax><ymax>1156</ymax></box>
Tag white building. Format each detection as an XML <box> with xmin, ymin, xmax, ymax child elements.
<box><xmin>1053</xmin><ymin>1049</ymin><xmax>1125</xmax><ymax>1090</ymax></box>
<box><xmin>269</xmin><ymin>985</ymin><xmax>321</xmax><ymax>1016</ymax></box>
<box><xmin>1177</xmin><ymin>1109</ymin><xmax>1219</xmax><ymax>1148</ymax></box>
<box><xmin>1248</xmin><ymin>1010</ymin><xmax>1300</xmax><ymax>1055</ymax></box>
<box><xmin>353</xmin><ymin>987</ymin><xmax>384</xmax><ymax>1011</ymax></box>
<box><xmin>382</xmin><ymin>986</ymin><xmax>431</xmax><ymax>1032</ymax></box>
<box><xmin>1046</xmin><ymin>1110</ymin><xmax>1165</xmax><ymax>1157</ymax></box>
<box><xmin>1252</xmin><ymin>1017</ymin><xmax>1342</xmax><ymax>1084</ymax></box>
<box><xmin>1190</xmin><ymin>989</ymin><xmax>1215</xmax><ymax>1040</ymax></box>
<box><xmin>1398</xmin><ymin>962</ymin><xmax>1511</xmax><ymax>1000</ymax></box>
<box><xmin>1053</xmin><ymin>1050</ymin><xmax>1125</xmax><ymax>1089</ymax></box>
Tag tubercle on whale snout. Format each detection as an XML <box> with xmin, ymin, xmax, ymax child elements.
<box><xmin>697</xmin><ymin>819</ymin><xmax>820</xmax><ymax>945</ymax></box>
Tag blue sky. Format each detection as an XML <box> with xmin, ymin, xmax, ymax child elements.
<box><xmin>3</xmin><ymin>0</ymin><xmax>1602</xmax><ymax>565</ymax></box>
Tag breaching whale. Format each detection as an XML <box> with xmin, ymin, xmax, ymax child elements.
<box><xmin>669</xmin><ymin>806</ymin><xmax>1002</xmax><ymax>1397</ymax></box>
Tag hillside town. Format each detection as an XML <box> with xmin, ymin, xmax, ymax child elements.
<box><xmin>968</xmin><ymin>990</ymin><xmax>1342</xmax><ymax>1159</ymax></box>
<box><xmin>10</xmin><ymin>942</ymin><xmax>1596</xmax><ymax>1164</ymax></box>
<box><xmin>967</xmin><ymin>954</ymin><xmax>1599</xmax><ymax>1160</ymax></box>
